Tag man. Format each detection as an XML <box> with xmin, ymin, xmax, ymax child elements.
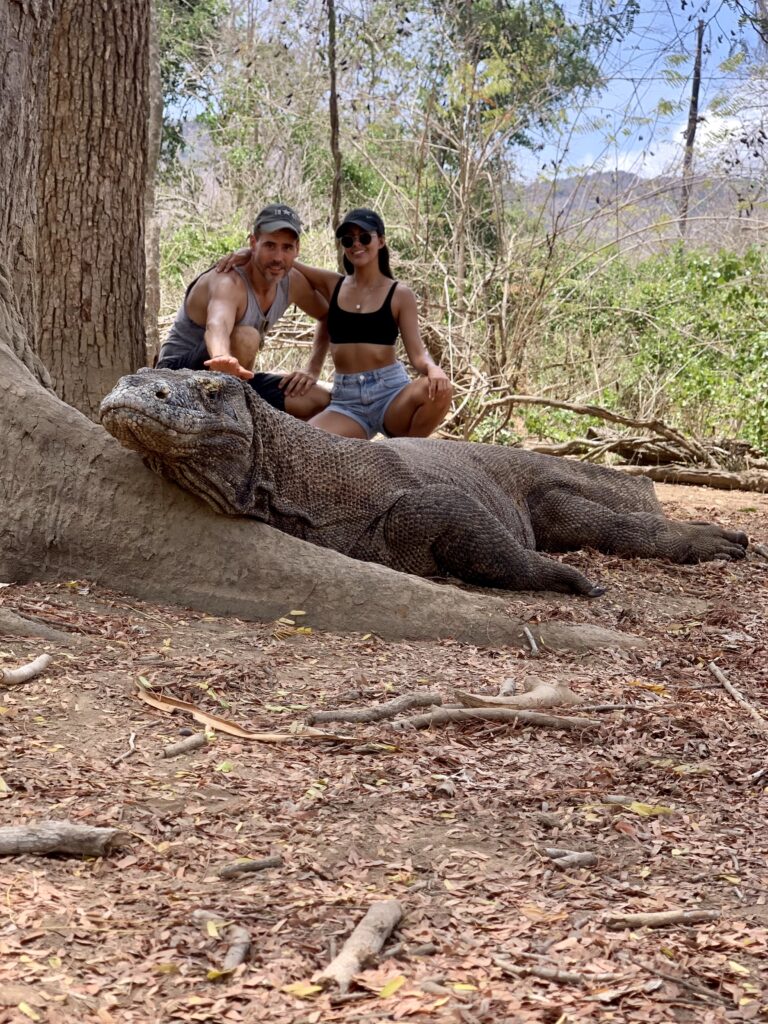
<box><xmin>156</xmin><ymin>204</ymin><xmax>330</xmax><ymax>419</ymax></box>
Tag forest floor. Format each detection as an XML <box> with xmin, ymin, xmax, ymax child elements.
<box><xmin>1</xmin><ymin>483</ymin><xmax>767</xmax><ymax>1024</ymax></box>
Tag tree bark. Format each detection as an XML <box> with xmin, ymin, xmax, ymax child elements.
<box><xmin>35</xmin><ymin>0</ymin><xmax>149</xmax><ymax>418</ymax></box>
<box><xmin>144</xmin><ymin>0</ymin><xmax>164</xmax><ymax>365</ymax></box>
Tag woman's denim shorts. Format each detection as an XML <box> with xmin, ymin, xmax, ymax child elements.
<box><xmin>326</xmin><ymin>361</ymin><xmax>410</xmax><ymax>438</ymax></box>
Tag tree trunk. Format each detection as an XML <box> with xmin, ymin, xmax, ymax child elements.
<box><xmin>35</xmin><ymin>0</ymin><xmax>149</xmax><ymax>418</ymax></box>
<box><xmin>144</xmin><ymin>0</ymin><xmax>164</xmax><ymax>365</ymax></box>
<box><xmin>0</xmin><ymin>0</ymin><xmax>640</xmax><ymax>655</ymax></box>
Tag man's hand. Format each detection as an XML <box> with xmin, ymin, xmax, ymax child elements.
<box><xmin>203</xmin><ymin>354</ymin><xmax>254</xmax><ymax>380</ymax></box>
<box><xmin>279</xmin><ymin>370</ymin><xmax>318</xmax><ymax>397</ymax></box>
<box><xmin>215</xmin><ymin>248</ymin><xmax>251</xmax><ymax>274</ymax></box>
<box><xmin>425</xmin><ymin>364</ymin><xmax>450</xmax><ymax>400</ymax></box>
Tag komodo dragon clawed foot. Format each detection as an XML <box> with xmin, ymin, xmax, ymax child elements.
<box><xmin>664</xmin><ymin>522</ymin><xmax>748</xmax><ymax>563</ymax></box>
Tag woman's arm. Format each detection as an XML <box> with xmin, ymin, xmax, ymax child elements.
<box><xmin>395</xmin><ymin>286</ymin><xmax>451</xmax><ymax>398</ymax></box>
<box><xmin>293</xmin><ymin>260</ymin><xmax>343</xmax><ymax>302</ymax></box>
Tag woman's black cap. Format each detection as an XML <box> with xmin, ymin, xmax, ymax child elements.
<box><xmin>335</xmin><ymin>208</ymin><xmax>385</xmax><ymax>237</ymax></box>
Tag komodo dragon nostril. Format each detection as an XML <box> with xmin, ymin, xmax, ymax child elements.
<box><xmin>155</xmin><ymin>383</ymin><xmax>171</xmax><ymax>399</ymax></box>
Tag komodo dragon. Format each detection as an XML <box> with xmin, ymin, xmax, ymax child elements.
<box><xmin>100</xmin><ymin>368</ymin><xmax>748</xmax><ymax>596</ymax></box>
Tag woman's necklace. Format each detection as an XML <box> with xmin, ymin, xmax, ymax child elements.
<box><xmin>352</xmin><ymin>280</ymin><xmax>382</xmax><ymax>312</ymax></box>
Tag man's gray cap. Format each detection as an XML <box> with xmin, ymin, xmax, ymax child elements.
<box><xmin>253</xmin><ymin>204</ymin><xmax>302</xmax><ymax>236</ymax></box>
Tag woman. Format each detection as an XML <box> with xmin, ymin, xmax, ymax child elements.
<box><xmin>222</xmin><ymin>208</ymin><xmax>452</xmax><ymax>438</ymax></box>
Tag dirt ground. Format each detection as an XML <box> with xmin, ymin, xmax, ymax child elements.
<box><xmin>1</xmin><ymin>482</ymin><xmax>767</xmax><ymax>1024</ymax></box>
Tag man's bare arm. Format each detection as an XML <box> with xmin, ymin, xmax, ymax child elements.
<box><xmin>203</xmin><ymin>274</ymin><xmax>253</xmax><ymax>380</ymax></box>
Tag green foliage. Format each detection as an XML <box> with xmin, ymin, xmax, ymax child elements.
<box><xmin>157</xmin><ymin>0</ymin><xmax>227</xmax><ymax>171</ymax></box>
<box><xmin>160</xmin><ymin>220</ymin><xmax>249</xmax><ymax>293</ymax></box>
<box><xmin>530</xmin><ymin>247</ymin><xmax>768</xmax><ymax>449</ymax></box>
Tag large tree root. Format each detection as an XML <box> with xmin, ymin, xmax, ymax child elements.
<box><xmin>0</xmin><ymin>609</ymin><xmax>74</xmax><ymax>644</ymax></box>
<box><xmin>392</xmin><ymin>707</ymin><xmax>601</xmax><ymax>731</ymax></box>
<box><xmin>0</xmin><ymin>342</ymin><xmax>646</xmax><ymax>654</ymax></box>
<box><xmin>0</xmin><ymin>821</ymin><xmax>126</xmax><ymax>857</ymax></box>
<box><xmin>314</xmin><ymin>899</ymin><xmax>403</xmax><ymax>993</ymax></box>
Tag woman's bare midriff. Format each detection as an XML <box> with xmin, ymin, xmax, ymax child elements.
<box><xmin>330</xmin><ymin>343</ymin><xmax>398</xmax><ymax>374</ymax></box>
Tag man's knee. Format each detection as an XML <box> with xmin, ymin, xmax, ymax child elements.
<box><xmin>230</xmin><ymin>325</ymin><xmax>261</xmax><ymax>365</ymax></box>
<box><xmin>285</xmin><ymin>384</ymin><xmax>330</xmax><ymax>420</ymax></box>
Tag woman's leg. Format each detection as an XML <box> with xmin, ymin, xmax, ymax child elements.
<box><xmin>309</xmin><ymin>409</ymin><xmax>369</xmax><ymax>438</ymax></box>
<box><xmin>383</xmin><ymin>377</ymin><xmax>453</xmax><ymax>437</ymax></box>
<box><xmin>284</xmin><ymin>385</ymin><xmax>331</xmax><ymax>421</ymax></box>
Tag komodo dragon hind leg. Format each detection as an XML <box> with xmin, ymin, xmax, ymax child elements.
<box><xmin>380</xmin><ymin>487</ymin><xmax>605</xmax><ymax>596</ymax></box>
<box><xmin>529</xmin><ymin>488</ymin><xmax>749</xmax><ymax>562</ymax></box>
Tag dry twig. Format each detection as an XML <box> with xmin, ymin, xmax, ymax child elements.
<box><xmin>0</xmin><ymin>653</ymin><xmax>52</xmax><ymax>686</ymax></box>
<box><xmin>163</xmin><ymin>732</ymin><xmax>210</xmax><ymax>758</ymax></box>
<box><xmin>314</xmin><ymin>899</ymin><xmax>403</xmax><ymax>994</ymax></box>
<box><xmin>392</xmin><ymin>707</ymin><xmax>600</xmax><ymax>731</ymax></box>
<box><xmin>708</xmin><ymin>661</ymin><xmax>768</xmax><ymax>732</ymax></box>
<box><xmin>192</xmin><ymin>910</ymin><xmax>251</xmax><ymax>974</ymax></box>
<box><xmin>542</xmin><ymin>847</ymin><xmax>598</xmax><ymax>869</ymax></box>
<box><xmin>218</xmin><ymin>854</ymin><xmax>283</xmax><ymax>879</ymax></box>
<box><xmin>605</xmin><ymin>909</ymin><xmax>720</xmax><ymax>930</ymax></box>
<box><xmin>307</xmin><ymin>692</ymin><xmax>443</xmax><ymax>724</ymax></box>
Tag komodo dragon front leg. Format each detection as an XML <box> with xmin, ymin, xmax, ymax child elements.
<box><xmin>360</xmin><ymin>487</ymin><xmax>605</xmax><ymax>596</ymax></box>
<box><xmin>528</xmin><ymin>488</ymin><xmax>748</xmax><ymax>563</ymax></box>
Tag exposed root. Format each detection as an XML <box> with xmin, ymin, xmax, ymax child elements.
<box><xmin>708</xmin><ymin>661</ymin><xmax>768</xmax><ymax>732</ymax></box>
<box><xmin>542</xmin><ymin>847</ymin><xmax>598</xmax><ymax>870</ymax></box>
<box><xmin>218</xmin><ymin>855</ymin><xmax>283</xmax><ymax>879</ymax></box>
<box><xmin>192</xmin><ymin>910</ymin><xmax>251</xmax><ymax>976</ymax></box>
<box><xmin>162</xmin><ymin>732</ymin><xmax>210</xmax><ymax>758</ymax></box>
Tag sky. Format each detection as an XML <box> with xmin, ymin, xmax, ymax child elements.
<box><xmin>519</xmin><ymin>0</ymin><xmax>766</xmax><ymax>180</ymax></box>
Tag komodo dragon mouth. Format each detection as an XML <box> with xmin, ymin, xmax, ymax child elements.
<box><xmin>100</xmin><ymin>368</ymin><xmax>252</xmax><ymax>459</ymax></box>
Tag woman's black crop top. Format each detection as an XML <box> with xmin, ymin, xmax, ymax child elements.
<box><xmin>327</xmin><ymin>278</ymin><xmax>399</xmax><ymax>345</ymax></box>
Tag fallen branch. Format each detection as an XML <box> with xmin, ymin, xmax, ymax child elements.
<box><xmin>708</xmin><ymin>662</ymin><xmax>768</xmax><ymax>732</ymax></box>
<box><xmin>111</xmin><ymin>731</ymin><xmax>137</xmax><ymax>767</ymax></box>
<box><xmin>307</xmin><ymin>692</ymin><xmax>443</xmax><ymax>725</ymax></box>
<box><xmin>496</xmin><ymin>394</ymin><xmax>717</xmax><ymax>467</ymax></box>
<box><xmin>619</xmin><ymin>463</ymin><xmax>768</xmax><ymax>493</ymax></box>
<box><xmin>454</xmin><ymin>677</ymin><xmax>580</xmax><ymax>711</ymax></box>
<box><xmin>392</xmin><ymin>707</ymin><xmax>600</xmax><ymax>732</ymax></box>
<box><xmin>192</xmin><ymin>910</ymin><xmax>251</xmax><ymax>976</ymax></box>
<box><xmin>492</xmin><ymin>956</ymin><xmax>620</xmax><ymax>986</ymax></box>
<box><xmin>0</xmin><ymin>821</ymin><xmax>126</xmax><ymax>857</ymax></box>
<box><xmin>542</xmin><ymin>847</ymin><xmax>598</xmax><ymax>870</ymax></box>
<box><xmin>605</xmin><ymin>909</ymin><xmax>720</xmax><ymax>930</ymax></box>
<box><xmin>522</xmin><ymin>626</ymin><xmax>540</xmax><ymax>656</ymax></box>
<box><xmin>163</xmin><ymin>732</ymin><xmax>210</xmax><ymax>758</ymax></box>
<box><xmin>314</xmin><ymin>899</ymin><xmax>403</xmax><ymax>994</ymax></box>
<box><xmin>0</xmin><ymin>653</ymin><xmax>52</xmax><ymax>686</ymax></box>
<box><xmin>218</xmin><ymin>854</ymin><xmax>283</xmax><ymax>879</ymax></box>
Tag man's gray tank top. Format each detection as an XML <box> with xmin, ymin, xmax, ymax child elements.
<box><xmin>156</xmin><ymin>266</ymin><xmax>291</xmax><ymax>367</ymax></box>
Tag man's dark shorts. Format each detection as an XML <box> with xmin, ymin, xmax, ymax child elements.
<box><xmin>155</xmin><ymin>351</ymin><xmax>286</xmax><ymax>412</ymax></box>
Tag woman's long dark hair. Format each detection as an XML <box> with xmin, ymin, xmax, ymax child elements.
<box><xmin>343</xmin><ymin>242</ymin><xmax>393</xmax><ymax>278</ymax></box>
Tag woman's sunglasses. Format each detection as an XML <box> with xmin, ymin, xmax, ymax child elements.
<box><xmin>340</xmin><ymin>231</ymin><xmax>374</xmax><ymax>248</ymax></box>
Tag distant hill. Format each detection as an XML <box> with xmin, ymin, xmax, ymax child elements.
<box><xmin>514</xmin><ymin>170</ymin><xmax>767</xmax><ymax>254</ymax></box>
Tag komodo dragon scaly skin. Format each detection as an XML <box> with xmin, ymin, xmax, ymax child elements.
<box><xmin>100</xmin><ymin>369</ymin><xmax>748</xmax><ymax>596</ymax></box>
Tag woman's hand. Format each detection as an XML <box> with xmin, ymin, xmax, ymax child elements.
<box><xmin>425</xmin><ymin>364</ymin><xmax>450</xmax><ymax>400</ymax></box>
<box><xmin>215</xmin><ymin>248</ymin><xmax>251</xmax><ymax>273</ymax></box>
<box><xmin>279</xmin><ymin>370</ymin><xmax>318</xmax><ymax>397</ymax></box>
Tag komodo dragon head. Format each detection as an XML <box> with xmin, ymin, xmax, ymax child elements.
<box><xmin>100</xmin><ymin>368</ymin><xmax>258</xmax><ymax>513</ymax></box>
